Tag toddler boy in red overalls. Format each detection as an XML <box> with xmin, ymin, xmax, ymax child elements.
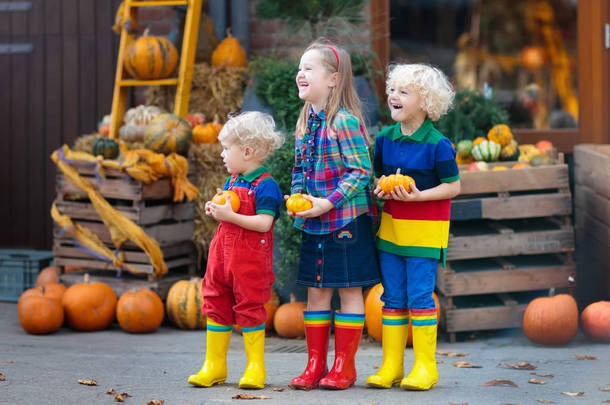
<box><xmin>188</xmin><ymin>111</ymin><xmax>284</xmax><ymax>390</ymax></box>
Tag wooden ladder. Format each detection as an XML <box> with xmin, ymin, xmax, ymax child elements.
<box><xmin>108</xmin><ymin>0</ymin><xmax>203</xmax><ymax>139</ymax></box>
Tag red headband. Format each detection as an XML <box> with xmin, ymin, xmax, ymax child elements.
<box><xmin>326</xmin><ymin>45</ymin><xmax>340</xmax><ymax>66</ymax></box>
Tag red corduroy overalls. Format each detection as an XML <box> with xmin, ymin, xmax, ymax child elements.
<box><xmin>201</xmin><ymin>173</ymin><xmax>275</xmax><ymax>327</ymax></box>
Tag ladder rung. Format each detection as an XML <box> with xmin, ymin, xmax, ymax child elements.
<box><xmin>130</xmin><ymin>1</ymin><xmax>188</xmax><ymax>7</ymax></box>
<box><xmin>118</xmin><ymin>78</ymin><xmax>179</xmax><ymax>87</ymax></box>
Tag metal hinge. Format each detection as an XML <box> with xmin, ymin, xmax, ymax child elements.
<box><xmin>0</xmin><ymin>1</ymin><xmax>31</xmax><ymax>12</ymax></box>
<box><xmin>0</xmin><ymin>43</ymin><xmax>33</xmax><ymax>54</ymax></box>
<box><xmin>605</xmin><ymin>23</ymin><xmax>610</xmax><ymax>50</ymax></box>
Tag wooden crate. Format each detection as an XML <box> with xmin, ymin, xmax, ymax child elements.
<box><xmin>574</xmin><ymin>144</ymin><xmax>610</xmax><ymax>304</ymax></box>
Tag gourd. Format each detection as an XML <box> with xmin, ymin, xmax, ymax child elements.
<box><xmin>456</xmin><ymin>140</ymin><xmax>473</xmax><ymax>158</ymax></box>
<box><xmin>92</xmin><ymin>137</ymin><xmax>120</xmax><ymax>159</ymax></box>
<box><xmin>18</xmin><ymin>292</ymin><xmax>64</xmax><ymax>335</ymax></box>
<box><xmin>211</xmin><ymin>28</ymin><xmax>247</xmax><ymax>68</ymax></box>
<box><xmin>500</xmin><ymin>140</ymin><xmax>520</xmax><ymax>161</ymax></box>
<box><xmin>580</xmin><ymin>301</ymin><xmax>610</xmax><ymax>341</ymax></box>
<box><xmin>472</xmin><ymin>137</ymin><xmax>486</xmax><ymax>147</ymax></box>
<box><xmin>144</xmin><ymin>113</ymin><xmax>193</xmax><ymax>155</ymax></box>
<box><xmin>522</xmin><ymin>293</ymin><xmax>578</xmax><ymax>345</ymax></box>
<box><xmin>119</xmin><ymin>105</ymin><xmax>163</xmax><ymax>143</ymax></box>
<box><xmin>471</xmin><ymin>140</ymin><xmax>501</xmax><ymax>162</ymax></box>
<box><xmin>486</xmin><ymin>124</ymin><xmax>513</xmax><ymax>147</ymax></box>
<box><xmin>512</xmin><ymin>163</ymin><xmax>532</xmax><ymax>169</ymax></box>
<box><xmin>286</xmin><ymin>193</ymin><xmax>313</xmax><ymax>214</ymax></box>
<box><xmin>378</xmin><ymin>169</ymin><xmax>415</xmax><ymax>194</ymax></box>
<box><xmin>211</xmin><ymin>189</ymin><xmax>240</xmax><ymax>212</ymax></box>
<box><xmin>116</xmin><ymin>288</ymin><xmax>165</xmax><ymax>333</ymax></box>
<box><xmin>535</xmin><ymin>140</ymin><xmax>554</xmax><ymax>154</ymax></box>
<box><xmin>273</xmin><ymin>294</ymin><xmax>306</xmax><ymax>338</ymax></box>
<box><xmin>166</xmin><ymin>278</ymin><xmax>206</xmax><ymax>330</ymax></box>
<box><xmin>193</xmin><ymin>118</ymin><xmax>223</xmax><ymax>144</ymax></box>
<box><xmin>529</xmin><ymin>154</ymin><xmax>553</xmax><ymax>167</ymax></box>
<box><xmin>62</xmin><ymin>274</ymin><xmax>117</xmax><ymax>332</ymax></box>
<box><xmin>124</xmin><ymin>29</ymin><xmax>179</xmax><ymax>80</ymax></box>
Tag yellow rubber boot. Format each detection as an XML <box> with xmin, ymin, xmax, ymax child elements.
<box><xmin>187</xmin><ymin>320</ymin><xmax>232</xmax><ymax>387</ymax></box>
<box><xmin>366</xmin><ymin>309</ymin><xmax>409</xmax><ymax>388</ymax></box>
<box><xmin>239</xmin><ymin>325</ymin><xmax>266</xmax><ymax>389</ymax></box>
<box><xmin>400</xmin><ymin>310</ymin><xmax>438</xmax><ymax>391</ymax></box>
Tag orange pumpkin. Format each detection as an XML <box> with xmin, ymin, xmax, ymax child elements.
<box><xmin>486</xmin><ymin>124</ymin><xmax>514</xmax><ymax>147</ymax></box>
<box><xmin>35</xmin><ymin>266</ymin><xmax>58</xmax><ymax>286</ymax></box>
<box><xmin>521</xmin><ymin>46</ymin><xmax>545</xmax><ymax>71</ymax></box>
<box><xmin>116</xmin><ymin>288</ymin><xmax>165</xmax><ymax>333</ymax></box>
<box><xmin>535</xmin><ymin>140</ymin><xmax>554</xmax><ymax>154</ymax></box>
<box><xmin>18</xmin><ymin>294</ymin><xmax>64</xmax><ymax>335</ymax></box>
<box><xmin>186</xmin><ymin>113</ymin><xmax>206</xmax><ymax>129</ymax></box>
<box><xmin>273</xmin><ymin>294</ymin><xmax>306</xmax><ymax>338</ymax></box>
<box><xmin>166</xmin><ymin>278</ymin><xmax>206</xmax><ymax>330</ymax></box>
<box><xmin>364</xmin><ymin>283</ymin><xmax>440</xmax><ymax>346</ymax></box>
<box><xmin>522</xmin><ymin>293</ymin><xmax>578</xmax><ymax>345</ymax></box>
<box><xmin>124</xmin><ymin>29</ymin><xmax>179</xmax><ymax>80</ymax></box>
<box><xmin>580</xmin><ymin>301</ymin><xmax>610</xmax><ymax>341</ymax></box>
<box><xmin>211</xmin><ymin>188</ymin><xmax>240</xmax><ymax>212</ymax></box>
<box><xmin>20</xmin><ymin>283</ymin><xmax>67</xmax><ymax>305</ymax></box>
<box><xmin>512</xmin><ymin>163</ymin><xmax>532</xmax><ymax>169</ymax></box>
<box><xmin>378</xmin><ymin>168</ymin><xmax>415</xmax><ymax>195</ymax></box>
<box><xmin>234</xmin><ymin>290</ymin><xmax>280</xmax><ymax>334</ymax></box>
<box><xmin>286</xmin><ymin>193</ymin><xmax>313</xmax><ymax>214</ymax></box>
<box><xmin>211</xmin><ymin>28</ymin><xmax>247</xmax><ymax>68</ymax></box>
<box><xmin>62</xmin><ymin>274</ymin><xmax>117</xmax><ymax>332</ymax></box>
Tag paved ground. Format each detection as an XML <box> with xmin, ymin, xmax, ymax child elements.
<box><xmin>1</xmin><ymin>302</ymin><xmax>609</xmax><ymax>405</ymax></box>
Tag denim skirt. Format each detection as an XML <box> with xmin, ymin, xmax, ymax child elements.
<box><xmin>297</xmin><ymin>215</ymin><xmax>380</xmax><ymax>288</ymax></box>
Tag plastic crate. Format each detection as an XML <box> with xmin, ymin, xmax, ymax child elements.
<box><xmin>0</xmin><ymin>249</ymin><xmax>53</xmax><ymax>302</ymax></box>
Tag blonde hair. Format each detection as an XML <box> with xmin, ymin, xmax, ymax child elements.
<box><xmin>295</xmin><ymin>40</ymin><xmax>369</xmax><ymax>141</ymax></box>
<box><xmin>386</xmin><ymin>64</ymin><xmax>455</xmax><ymax>121</ymax></box>
<box><xmin>218</xmin><ymin>111</ymin><xmax>284</xmax><ymax>160</ymax></box>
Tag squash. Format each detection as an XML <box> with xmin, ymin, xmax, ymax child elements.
<box><xmin>273</xmin><ymin>294</ymin><xmax>306</xmax><ymax>338</ymax></box>
<box><xmin>486</xmin><ymin>124</ymin><xmax>513</xmax><ymax>147</ymax></box>
<box><xmin>522</xmin><ymin>293</ymin><xmax>578</xmax><ymax>345</ymax></box>
<box><xmin>471</xmin><ymin>140</ymin><xmax>501</xmax><ymax>162</ymax></box>
<box><xmin>529</xmin><ymin>154</ymin><xmax>553</xmax><ymax>167</ymax></box>
<box><xmin>536</xmin><ymin>140</ymin><xmax>554</xmax><ymax>154</ymax></box>
<box><xmin>456</xmin><ymin>140</ymin><xmax>473</xmax><ymax>158</ymax></box>
<box><xmin>36</xmin><ymin>266</ymin><xmax>59</xmax><ymax>287</ymax></box>
<box><xmin>18</xmin><ymin>293</ymin><xmax>64</xmax><ymax>335</ymax></box>
<box><xmin>472</xmin><ymin>137</ymin><xmax>486</xmax><ymax>147</ymax></box>
<box><xmin>125</xmin><ymin>105</ymin><xmax>163</xmax><ymax>126</ymax></box>
<box><xmin>124</xmin><ymin>29</ymin><xmax>179</xmax><ymax>80</ymax></box>
<box><xmin>211</xmin><ymin>28</ymin><xmax>247</xmax><ymax>68</ymax></box>
<box><xmin>580</xmin><ymin>301</ymin><xmax>610</xmax><ymax>341</ymax></box>
<box><xmin>193</xmin><ymin>122</ymin><xmax>222</xmax><ymax>144</ymax></box>
<box><xmin>62</xmin><ymin>274</ymin><xmax>117</xmax><ymax>332</ymax></box>
<box><xmin>378</xmin><ymin>168</ymin><xmax>415</xmax><ymax>194</ymax></box>
<box><xmin>166</xmin><ymin>278</ymin><xmax>206</xmax><ymax>330</ymax></box>
<box><xmin>500</xmin><ymin>140</ymin><xmax>520</xmax><ymax>161</ymax></box>
<box><xmin>144</xmin><ymin>113</ymin><xmax>193</xmax><ymax>155</ymax></box>
<box><xmin>456</xmin><ymin>154</ymin><xmax>474</xmax><ymax>165</ymax></box>
<box><xmin>521</xmin><ymin>46</ymin><xmax>545</xmax><ymax>71</ymax></box>
<box><xmin>512</xmin><ymin>163</ymin><xmax>532</xmax><ymax>169</ymax></box>
<box><xmin>234</xmin><ymin>290</ymin><xmax>280</xmax><ymax>334</ymax></box>
<box><xmin>492</xmin><ymin>166</ymin><xmax>508</xmax><ymax>171</ymax></box>
<box><xmin>186</xmin><ymin>113</ymin><xmax>206</xmax><ymax>129</ymax></box>
<box><xmin>211</xmin><ymin>188</ymin><xmax>240</xmax><ymax>212</ymax></box>
<box><xmin>467</xmin><ymin>161</ymin><xmax>489</xmax><ymax>172</ymax></box>
<box><xmin>92</xmin><ymin>137</ymin><xmax>119</xmax><ymax>159</ymax></box>
<box><xmin>286</xmin><ymin>193</ymin><xmax>313</xmax><ymax>214</ymax></box>
<box><xmin>19</xmin><ymin>283</ymin><xmax>67</xmax><ymax>305</ymax></box>
<box><xmin>116</xmin><ymin>288</ymin><xmax>165</xmax><ymax>333</ymax></box>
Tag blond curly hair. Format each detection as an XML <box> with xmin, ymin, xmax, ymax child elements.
<box><xmin>218</xmin><ymin>111</ymin><xmax>284</xmax><ymax>160</ymax></box>
<box><xmin>386</xmin><ymin>64</ymin><xmax>455</xmax><ymax>121</ymax></box>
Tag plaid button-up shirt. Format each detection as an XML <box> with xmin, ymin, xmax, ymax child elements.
<box><xmin>291</xmin><ymin>107</ymin><xmax>375</xmax><ymax>235</ymax></box>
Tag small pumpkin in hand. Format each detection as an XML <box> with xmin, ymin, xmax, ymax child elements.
<box><xmin>211</xmin><ymin>28</ymin><xmax>247</xmax><ymax>68</ymax></box>
<box><xmin>62</xmin><ymin>274</ymin><xmax>117</xmax><ymax>332</ymax></box>
<box><xmin>522</xmin><ymin>293</ymin><xmax>578</xmax><ymax>345</ymax></box>
<box><xmin>273</xmin><ymin>294</ymin><xmax>306</xmax><ymax>338</ymax></box>
<box><xmin>116</xmin><ymin>288</ymin><xmax>165</xmax><ymax>333</ymax></box>
<box><xmin>286</xmin><ymin>193</ymin><xmax>313</xmax><ymax>214</ymax></box>
<box><xmin>580</xmin><ymin>301</ymin><xmax>610</xmax><ymax>341</ymax></box>
<box><xmin>211</xmin><ymin>188</ymin><xmax>240</xmax><ymax>212</ymax></box>
<box><xmin>92</xmin><ymin>137</ymin><xmax>119</xmax><ymax>159</ymax></box>
<box><xmin>378</xmin><ymin>168</ymin><xmax>415</xmax><ymax>195</ymax></box>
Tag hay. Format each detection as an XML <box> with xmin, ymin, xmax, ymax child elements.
<box><xmin>72</xmin><ymin>133</ymin><xmax>101</xmax><ymax>154</ymax></box>
<box><xmin>146</xmin><ymin>63</ymin><xmax>249</xmax><ymax>123</ymax></box>
<box><xmin>188</xmin><ymin>142</ymin><xmax>229</xmax><ymax>262</ymax></box>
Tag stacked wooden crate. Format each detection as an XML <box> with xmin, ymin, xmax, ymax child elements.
<box><xmin>438</xmin><ymin>157</ymin><xmax>575</xmax><ymax>342</ymax></box>
<box><xmin>53</xmin><ymin>165</ymin><xmax>196</xmax><ymax>298</ymax></box>
<box><xmin>574</xmin><ymin>144</ymin><xmax>610</xmax><ymax>306</ymax></box>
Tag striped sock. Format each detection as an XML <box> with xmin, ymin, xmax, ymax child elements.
<box><xmin>304</xmin><ymin>310</ymin><xmax>332</xmax><ymax>327</ymax></box>
<box><xmin>207</xmin><ymin>319</ymin><xmax>233</xmax><ymax>332</ymax></box>
<box><xmin>242</xmin><ymin>323</ymin><xmax>265</xmax><ymax>333</ymax></box>
<box><xmin>410</xmin><ymin>308</ymin><xmax>437</xmax><ymax>327</ymax></box>
<box><xmin>382</xmin><ymin>308</ymin><xmax>409</xmax><ymax>326</ymax></box>
<box><xmin>334</xmin><ymin>312</ymin><xmax>365</xmax><ymax>329</ymax></box>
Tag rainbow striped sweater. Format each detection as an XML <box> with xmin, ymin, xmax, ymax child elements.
<box><xmin>373</xmin><ymin>119</ymin><xmax>459</xmax><ymax>266</ymax></box>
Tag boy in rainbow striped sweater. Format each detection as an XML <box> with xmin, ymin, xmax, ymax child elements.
<box><xmin>367</xmin><ymin>64</ymin><xmax>460</xmax><ymax>391</ymax></box>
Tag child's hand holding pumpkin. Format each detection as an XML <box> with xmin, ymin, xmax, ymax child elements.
<box><xmin>293</xmin><ymin>195</ymin><xmax>334</xmax><ymax>219</ymax></box>
<box><xmin>209</xmin><ymin>195</ymin><xmax>236</xmax><ymax>222</ymax></box>
<box><xmin>390</xmin><ymin>182</ymin><xmax>422</xmax><ymax>202</ymax></box>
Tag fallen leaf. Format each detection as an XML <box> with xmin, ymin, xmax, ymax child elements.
<box><xmin>600</xmin><ymin>387</ymin><xmax>610</xmax><ymax>392</ymax></box>
<box><xmin>561</xmin><ymin>392</ymin><xmax>584</xmax><ymax>397</ymax></box>
<box><xmin>530</xmin><ymin>372</ymin><xmax>554</xmax><ymax>378</ymax></box>
<box><xmin>373</xmin><ymin>365</ymin><xmax>379</xmax><ymax>369</ymax></box>
<box><xmin>448</xmin><ymin>403</ymin><xmax>469</xmax><ymax>405</ymax></box>
<box><xmin>575</xmin><ymin>354</ymin><xmax>597</xmax><ymax>360</ymax></box>
<box><xmin>437</xmin><ymin>350</ymin><xmax>467</xmax><ymax>357</ymax></box>
<box><xmin>536</xmin><ymin>400</ymin><xmax>554</xmax><ymax>404</ymax></box>
<box><xmin>144</xmin><ymin>401</ymin><xmax>164</xmax><ymax>405</ymax></box>
<box><xmin>232</xmin><ymin>394</ymin><xmax>271</xmax><ymax>400</ymax></box>
<box><xmin>453</xmin><ymin>361</ymin><xmax>482</xmax><ymax>368</ymax></box>
<box><xmin>0</xmin><ymin>373</ymin><xmax>5</xmax><ymax>381</ymax></box>
<box><xmin>499</xmin><ymin>361</ymin><xmax>537</xmax><ymax>370</ymax></box>
<box><xmin>482</xmin><ymin>379</ymin><xmax>518</xmax><ymax>387</ymax></box>
<box><xmin>271</xmin><ymin>387</ymin><xmax>284</xmax><ymax>392</ymax></box>
<box><xmin>114</xmin><ymin>392</ymin><xmax>130</xmax><ymax>402</ymax></box>
<box><xmin>437</xmin><ymin>359</ymin><xmax>445</xmax><ymax>364</ymax></box>
<box><xmin>77</xmin><ymin>379</ymin><xmax>98</xmax><ymax>386</ymax></box>
<box><xmin>529</xmin><ymin>378</ymin><xmax>547</xmax><ymax>385</ymax></box>
<box><xmin>107</xmin><ymin>388</ymin><xmax>116</xmax><ymax>395</ymax></box>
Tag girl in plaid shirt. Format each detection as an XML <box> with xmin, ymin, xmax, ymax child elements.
<box><xmin>288</xmin><ymin>41</ymin><xmax>380</xmax><ymax>391</ymax></box>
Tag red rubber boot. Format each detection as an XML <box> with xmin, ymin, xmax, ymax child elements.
<box><xmin>290</xmin><ymin>311</ymin><xmax>331</xmax><ymax>390</ymax></box>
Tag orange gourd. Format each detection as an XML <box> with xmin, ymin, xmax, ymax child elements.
<box><xmin>286</xmin><ymin>193</ymin><xmax>313</xmax><ymax>214</ymax></box>
<box><xmin>522</xmin><ymin>293</ymin><xmax>578</xmax><ymax>345</ymax></box>
<box><xmin>378</xmin><ymin>168</ymin><xmax>415</xmax><ymax>195</ymax></box>
<box><xmin>62</xmin><ymin>274</ymin><xmax>117</xmax><ymax>332</ymax></box>
<box><xmin>472</xmin><ymin>137</ymin><xmax>486</xmax><ymax>147</ymax></box>
<box><xmin>273</xmin><ymin>294</ymin><xmax>306</xmax><ymax>338</ymax></box>
<box><xmin>535</xmin><ymin>140</ymin><xmax>554</xmax><ymax>154</ymax></box>
<box><xmin>18</xmin><ymin>294</ymin><xmax>64</xmax><ymax>335</ymax></box>
<box><xmin>211</xmin><ymin>189</ymin><xmax>240</xmax><ymax>212</ymax></box>
<box><xmin>211</xmin><ymin>28</ymin><xmax>247</xmax><ymax>68</ymax></box>
<box><xmin>124</xmin><ymin>29</ymin><xmax>179</xmax><ymax>80</ymax></box>
<box><xmin>166</xmin><ymin>278</ymin><xmax>206</xmax><ymax>330</ymax></box>
<box><xmin>512</xmin><ymin>163</ymin><xmax>532</xmax><ymax>169</ymax></box>
<box><xmin>521</xmin><ymin>46</ymin><xmax>545</xmax><ymax>71</ymax></box>
<box><xmin>580</xmin><ymin>301</ymin><xmax>610</xmax><ymax>341</ymax></box>
<box><xmin>116</xmin><ymin>288</ymin><xmax>165</xmax><ymax>333</ymax></box>
<box><xmin>486</xmin><ymin>124</ymin><xmax>514</xmax><ymax>147</ymax></box>
<box><xmin>35</xmin><ymin>266</ymin><xmax>58</xmax><ymax>287</ymax></box>
<box><xmin>20</xmin><ymin>283</ymin><xmax>67</xmax><ymax>305</ymax></box>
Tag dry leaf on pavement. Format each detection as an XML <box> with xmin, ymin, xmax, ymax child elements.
<box><xmin>437</xmin><ymin>350</ymin><xmax>467</xmax><ymax>357</ymax></box>
<box><xmin>453</xmin><ymin>361</ymin><xmax>482</xmax><ymax>368</ymax></box>
<box><xmin>437</xmin><ymin>359</ymin><xmax>445</xmax><ymax>364</ymax></box>
<box><xmin>561</xmin><ymin>392</ymin><xmax>584</xmax><ymax>397</ymax></box>
<box><xmin>499</xmin><ymin>361</ymin><xmax>537</xmax><ymax>370</ymax></box>
<box><xmin>575</xmin><ymin>354</ymin><xmax>597</xmax><ymax>360</ymax></box>
<box><xmin>144</xmin><ymin>400</ymin><xmax>164</xmax><ymax>405</ymax></box>
<box><xmin>600</xmin><ymin>387</ymin><xmax>610</xmax><ymax>392</ymax></box>
<box><xmin>530</xmin><ymin>372</ymin><xmax>554</xmax><ymax>378</ymax></box>
<box><xmin>0</xmin><ymin>373</ymin><xmax>5</xmax><ymax>381</ymax></box>
<box><xmin>107</xmin><ymin>388</ymin><xmax>116</xmax><ymax>395</ymax></box>
<box><xmin>232</xmin><ymin>394</ymin><xmax>271</xmax><ymax>400</ymax></box>
<box><xmin>114</xmin><ymin>392</ymin><xmax>130</xmax><ymax>402</ymax></box>
<box><xmin>77</xmin><ymin>379</ymin><xmax>98</xmax><ymax>386</ymax></box>
<box><xmin>448</xmin><ymin>402</ymin><xmax>469</xmax><ymax>405</ymax></box>
<box><xmin>482</xmin><ymin>379</ymin><xmax>518</xmax><ymax>387</ymax></box>
<box><xmin>528</xmin><ymin>378</ymin><xmax>547</xmax><ymax>385</ymax></box>
<box><xmin>271</xmin><ymin>387</ymin><xmax>284</xmax><ymax>392</ymax></box>
<box><xmin>536</xmin><ymin>400</ymin><xmax>554</xmax><ymax>404</ymax></box>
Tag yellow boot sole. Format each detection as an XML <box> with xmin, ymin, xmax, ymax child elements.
<box><xmin>187</xmin><ymin>373</ymin><xmax>226</xmax><ymax>387</ymax></box>
<box><xmin>366</xmin><ymin>374</ymin><xmax>402</xmax><ymax>388</ymax></box>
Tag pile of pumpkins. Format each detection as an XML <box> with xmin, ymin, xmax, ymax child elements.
<box><xmin>455</xmin><ymin>124</ymin><xmax>555</xmax><ymax>171</ymax></box>
<box><xmin>18</xmin><ymin>267</ymin><xmax>164</xmax><ymax>335</ymax></box>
